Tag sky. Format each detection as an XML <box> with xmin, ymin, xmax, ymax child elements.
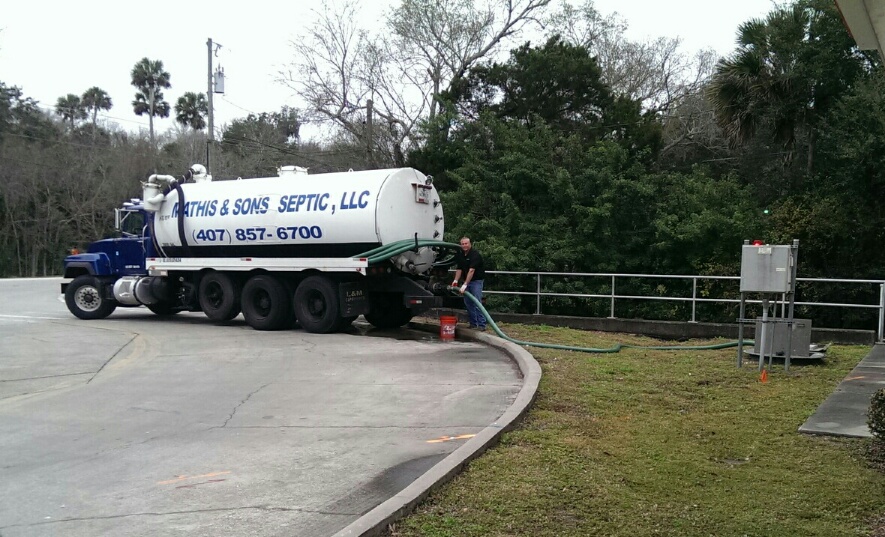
<box><xmin>0</xmin><ymin>0</ymin><xmax>777</xmax><ymax>140</ymax></box>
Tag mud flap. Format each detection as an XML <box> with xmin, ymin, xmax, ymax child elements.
<box><xmin>339</xmin><ymin>281</ymin><xmax>369</xmax><ymax>316</ymax></box>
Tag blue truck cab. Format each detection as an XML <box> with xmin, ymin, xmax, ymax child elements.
<box><xmin>61</xmin><ymin>203</ymin><xmax>156</xmax><ymax>319</ymax></box>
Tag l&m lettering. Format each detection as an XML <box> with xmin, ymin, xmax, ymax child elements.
<box><xmin>340</xmin><ymin>190</ymin><xmax>370</xmax><ymax>210</ymax></box>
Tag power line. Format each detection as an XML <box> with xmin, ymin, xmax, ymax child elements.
<box><xmin>219</xmin><ymin>96</ymin><xmax>257</xmax><ymax>116</ymax></box>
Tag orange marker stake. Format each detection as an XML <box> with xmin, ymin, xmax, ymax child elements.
<box><xmin>760</xmin><ymin>370</ymin><xmax>768</xmax><ymax>383</ymax></box>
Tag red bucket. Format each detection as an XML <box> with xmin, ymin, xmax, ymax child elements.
<box><xmin>439</xmin><ymin>315</ymin><xmax>457</xmax><ymax>341</ymax></box>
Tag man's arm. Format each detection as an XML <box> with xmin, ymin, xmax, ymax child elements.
<box><xmin>459</xmin><ymin>268</ymin><xmax>475</xmax><ymax>294</ymax></box>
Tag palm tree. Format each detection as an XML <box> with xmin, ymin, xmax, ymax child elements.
<box><xmin>174</xmin><ymin>92</ymin><xmax>208</xmax><ymax>130</ymax></box>
<box><xmin>708</xmin><ymin>7</ymin><xmax>809</xmax><ymax>148</ymax></box>
<box><xmin>81</xmin><ymin>87</ymin><xmax>112</xmax><ymax>129</ymax></box>
<box><xmin>130</xmin><ymin>58</ymin><xmax>171</xmax><ymax>149</ymax></box>
<box><xmin>55</xmin><ymin>94</ymin><xmax>86</xmax><ymax>129</ymax></box>
<box><xmin>707</xmin><ymin>0</ymin><xmax>863</xmax><ymax>176</ymax></box>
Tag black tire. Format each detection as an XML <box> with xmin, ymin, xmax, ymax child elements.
<box><xmin>294</xmin><ymin>275</ymin><xmax>341</xmax><ymax>334</ymax></box>
<box><xmin>242</xmin><ymin>274</ymin><xmax>292</xmax><ymax>331</ymax></box>
<box><xmin>199</xmin><ymin>271</ymin><xmax>241</xmax><ymax>321</ymax></box>
<box><xmin>65</xmin><ymin>275</ymin><xmax>117</xmax><ymax>320</ymax></box>
<box><xmin>147</xmin><ymin>301</ymin><xmax>179</xmax><ymax>316</ymax></box>
<box><xmin>364</xmin><ymin>293</ymin><xmax>413</xmax><ymax>329</ymax></box>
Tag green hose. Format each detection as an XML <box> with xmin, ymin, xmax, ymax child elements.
<box><xmin>359</xmin><ymin>239</ymin><xmax>461</xmax><ymax>264</ymax></box>
<box><xmin>364</xmin><ymin>243</ymin><xmax>745</xmax><ymax>353</ymax></box>
<box><xmin>456</xmin><ymin>288</ymin><xmax>750</xmax><ymax>353</ymax></box>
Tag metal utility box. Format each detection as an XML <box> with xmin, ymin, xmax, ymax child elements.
<box><xmin>753</xmin><ymin>318</ymin><xmax>812</xmax><ymax>359</ymax></box>
<box><xmin>740</xmin><ymin>244</ymin><xmax>792</xmax><ymax>293</ymax></box>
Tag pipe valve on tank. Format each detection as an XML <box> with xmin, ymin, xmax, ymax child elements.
<box><xmin>391</xmin><ymin>246</ymin><xmax>436</xmax><ymax>275</ymax></box>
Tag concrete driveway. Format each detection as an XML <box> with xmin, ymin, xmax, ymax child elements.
<box><xmin>0</xmin><ymin>278</ymin><xmax>523</xmax><ymax>536</ymax></box>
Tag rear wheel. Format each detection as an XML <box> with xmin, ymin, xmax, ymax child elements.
<box><xmin>364</xmin><ymin>293</ymin><xmax>412</xmax><ymax>329</ymax></box>
<box><xmin>294</xmin><ymin>275</ymin><xmax>341</xmax><ymax>334</ymax></box>
<box><xmin>65</xmin><ymin>275</ymin><xmax>117</xmax><ymax>320</ymax></box>
<box><xmin>199</xmin><ymin>271</ymin><xmax>241</xmax><ymax>321</ymax></box>
<box><xmin>242</xmin><ymin>275</ymin><xmax>292</xmax><ymax>331</ymax></box>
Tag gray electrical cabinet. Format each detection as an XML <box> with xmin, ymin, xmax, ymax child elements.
<box><xmin>753</xmin><ymin>318</ymin><xmax>812</xmax><ymax>359</ymax></box>
<box><xmin>740</xmin><ymin>244</ymin><xmax>792</xmax><ymax>293</ymax></box>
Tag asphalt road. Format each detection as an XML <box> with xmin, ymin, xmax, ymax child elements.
<box><xmin>0</xmin><ymin>278</ymin><xmax>521</xmax><ymax>537</ymax></box>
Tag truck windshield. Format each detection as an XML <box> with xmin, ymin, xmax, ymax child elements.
<box><xmin>118</xmin><ymin>209</ymin><xmax>145</xmax><ymax>237</ymax></box>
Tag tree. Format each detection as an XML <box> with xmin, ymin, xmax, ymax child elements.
<box><xmin>282</xmin><ymin>0</ymin><xmax>552</xmax><ymax>166</ymax></box>
<box><xmin>388</xmin><ymin>0</ymin><xmax>553</xmax><ymax>120</ymax></box>
<box><xmin>707</xmin><ymin>0</ymin><xmax>872</xmax><ymax>181</ymax></box>
<box><xmin>797</xmin><ymin>73</ymin><xmax>885</xmax><ymax>279</ymax></box>
<box><xmin>131</xmin><ymin>58</ymin><xmax>171</xmax><ymax>149</ymax></box>
<box><xmin>220</xmin><ymin>107</ymin><xmax>303</xmax><ymax>177</ymax></box>
<box><xmin>455</xmin><ymin>37</ymin><xmax>661</xmax><ymax>157</ymax></box>
<box><xmin>461</xmin><ymin>37</ymin><xmax>612</xmax><ymax>131</ymax></box>
<box><xmin>174</xmin><ymin>92</ymin><xmax>208</xmax><ymax>131</ymax></box>
<box><xmin>0</xmin><ymin>83</ymin><xmax>57</xmax><ymax>142</ymax></box>
<box><xmin>545</xmin><ymin>0</ymin><xmax>715</xmax><ymax>116</ymax></box>
<box><xmin>80</xmin><ymin>87</ymin><xmax>112</xmax><ymax>129</ymax></box>
<box><xmin>55</xmin><ymin>94</ymin><xmax>86</xmax><ymax>129</ymax></box>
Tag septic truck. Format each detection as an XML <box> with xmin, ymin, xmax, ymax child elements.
<box><xmin>60</xmin><ymin>164</ymin><xmax>456</xmax><ymax>333</ymax></box>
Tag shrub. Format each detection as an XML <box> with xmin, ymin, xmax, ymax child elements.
<box><xmin>868</xmin><ymin>388</ymin><xmax>885</xmax><ymax>441</ymax></box>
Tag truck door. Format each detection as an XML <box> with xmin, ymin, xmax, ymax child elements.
<box><xmin>113</xmin><ymin>208</ymin><xmax>148</xmax><ymax>275</ymax></box>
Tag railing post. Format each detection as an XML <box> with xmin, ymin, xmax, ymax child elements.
<box><xmin>609</xmin><ymin>275</ymin><xmax>616</xmax><ymax>319</ymax></box>
<box><xmin>879</xmin><ymin>283</ymin><xmax>884</xmax><ymax>342</ymax></box>
<box><xmin>691</xmin><ymin>277</ymin><xmax>698</xmax><ymax>323</ymax></box>
<box><xmin>536</xmin><ymin>273</ymin><xmax>541</xmax><ymax>315</ymax></box>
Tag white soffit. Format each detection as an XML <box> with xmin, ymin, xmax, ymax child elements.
<box><xmin>835</xmin><ymin>0</ymin><xmax>885</xmax><ymax>60</ymax></box>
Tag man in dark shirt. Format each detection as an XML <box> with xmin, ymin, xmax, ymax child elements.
<box><xmin>452</xmin><ymin>237</ymin><xmax>487</xmax><ymax>330</ymax></box>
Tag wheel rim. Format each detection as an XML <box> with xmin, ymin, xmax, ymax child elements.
<box><xmin>305</xmin><ymin>289</ymin><xmax>326</xmax><ymax>319</ymax></box>
<box><xmin>74</xmin><ymin>286</ymin><xmax>101</xmax><ymax>312</ymax></box>
<box><xmin>205</xmin><ymin>281</ymin><xmax>224</xmax><ymax>308</ymax></box>
<box><xmin>251</xmin><ymin>289</ymin><xmax>273</xmax><ymax>317</ymax></box>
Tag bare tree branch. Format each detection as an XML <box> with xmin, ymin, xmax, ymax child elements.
<box><xmin>547</xmin><ymin>0</ymin><xmax>714</xmax><ymax>116</ymax></box>
<box><xmin>281</xmin><ymin>0</ymin><xmax>552</xmax><ymax>165</ymax></box>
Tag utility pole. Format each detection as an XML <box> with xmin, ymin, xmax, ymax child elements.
<box><xmin>207</xmin><ymin>38</ymin><xmax>215</xmax><ymax>173</ymax></box>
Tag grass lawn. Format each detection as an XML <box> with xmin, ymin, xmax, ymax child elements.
<box><xmin>389</xmin><ymin>324</ymin><xmax>885</xmax><ymax>537</ymax></box>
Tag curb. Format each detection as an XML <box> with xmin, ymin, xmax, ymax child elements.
<box><xmin>331</xmin><ymin>322</ymin><xmax>542</xmax><ymax>537</ymax></box>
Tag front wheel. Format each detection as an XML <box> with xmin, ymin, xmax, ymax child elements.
<box><xmin>65</xmin><ymin>275</ymin><xmax>117</xmax><ymax>320</ymax></box>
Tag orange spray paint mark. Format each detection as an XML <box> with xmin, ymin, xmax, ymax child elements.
<box><xmin>427</xmin><ymin>434</ymin><xmax>476</xmax><ymax>444</ymax></box>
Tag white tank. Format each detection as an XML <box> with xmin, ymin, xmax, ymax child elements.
<box><xmin>151</xmin><ymin>168</ymin><xmax>443</xmax><ymax>264</ymax></box>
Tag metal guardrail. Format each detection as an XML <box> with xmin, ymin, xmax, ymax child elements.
<box><xmin>482</xmin><ymin>271</ymin><xmax>885</xmax><ymax>341</ymax></box>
